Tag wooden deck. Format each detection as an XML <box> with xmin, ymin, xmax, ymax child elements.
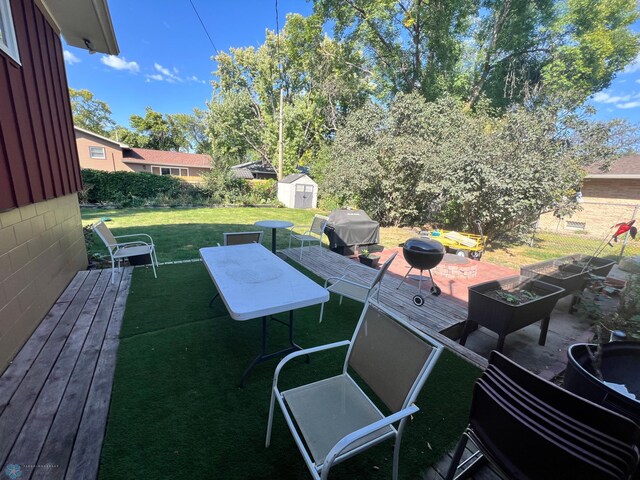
<box><xmin>0</xmin><ymin>267</ymin><xmax>132</xmax><ymax>480</ymax></box>
<box><xmin>280</xmin><ymin>247</ymin><xmax>487</xmax><ymax>369</ymax></box>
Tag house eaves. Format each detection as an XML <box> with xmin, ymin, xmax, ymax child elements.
<box><xmin>37</xmin><ymin>0</ymin><xmax>119</xmax><ymax>55</ymax></box>
<box><xmin>74</xmin><ymin>126</ymin><xmax>128</xmax><ymax>148</ymax></box>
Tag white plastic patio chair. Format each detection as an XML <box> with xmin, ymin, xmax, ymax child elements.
<box><xmin>318</xmin><ymin>251</ymin><xmax>397</xmax><ymax>323</ymax></box>
<box><xmin>266</xmin><ymin>299</ymin><xmax>443</xmax><ymax>480</ymax></box>
<box><xmin>93</xmin><ymin>221</ymin><xmax>158</xmax><ymax>283</ymax></box>
<box><xmin>288</xmin><ymin>215</ymin><xmax>328</xmax><ymax>259</ymax></box>
<box><xmin>220</xmin><ymin>231</ymin><xmax>263</xmax><ymax>246</ymax></box>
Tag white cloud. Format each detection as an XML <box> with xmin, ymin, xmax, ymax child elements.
<box><xmin>63</xmin><ymin>50</ymin><xmax>81</xmax><ymax>65</ymax></box>
<box><xmin>592</xmin><ymin>92</ymin><xmax>631</xmax><ymax>104</ymax></box>
<box><xmin>616</xmin><ymin>100</ymin><xmax>640</xmax><ymax>109</ymax></box>
<box><xmin>100</xmin><ymin>55</ymin><xmax>140</xmax><ymax>73</ymax></box>
<box><xmin>623</xmin><ymin>54</ymin><xmax>640</xmax><ymax>74</ymax></box>
<box><xmin>145</xmin><ymin>74</ymin><xmax>164</xmax><ymax>82</ymax></box>
<box><xmin>188</xmin><ymin>75</ymin><xmax>206</xmax><ymax>84</ymax></box>
<box><xmin>153</xmin><ymin>63</ymin><xmax>182</xmax><ymax>83</ymax></box>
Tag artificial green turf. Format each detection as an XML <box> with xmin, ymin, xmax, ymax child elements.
<box><xmin>99</xmin><ymin>262</ymin><xmax>481</xmax><ymax>480</ymax></box>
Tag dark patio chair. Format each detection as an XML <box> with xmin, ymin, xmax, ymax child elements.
<box><xmin>446</xmin><ymin>351</ymin><xmax>640</xmax><ymax>480</ymax></box>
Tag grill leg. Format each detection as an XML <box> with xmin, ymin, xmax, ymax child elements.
<box><xmin>396</xmin><ymin>267</ymin><xmax>414</xmax><ymax>289</ymax></box>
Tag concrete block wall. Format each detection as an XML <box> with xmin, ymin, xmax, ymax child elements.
<box><xmin>0</xmin><ymin>194</ymin><xmax>87</xmax><ymax>372</ymax></box>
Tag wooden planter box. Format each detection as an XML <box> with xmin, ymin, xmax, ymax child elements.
<box><xmin>459</xmin><ymin>275</ymin><xmax>565</xmax><ymax>353</ymax></box>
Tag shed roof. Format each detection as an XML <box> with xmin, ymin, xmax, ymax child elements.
<box><xmin>279</xmin><ymin>173</ymin><xmax>314</xmax><ymax>184</ymax></box>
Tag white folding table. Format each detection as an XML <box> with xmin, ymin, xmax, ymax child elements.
<box><xmin>199</xmin><ymin>243</ymin><xmax>329</xmax><ymax>386</ymax></box>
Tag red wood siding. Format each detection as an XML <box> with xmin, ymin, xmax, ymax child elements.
<box><xmin>0</xmin><ymin>0</ymin><xmax>81</xmax><ymax>211</ymax></box>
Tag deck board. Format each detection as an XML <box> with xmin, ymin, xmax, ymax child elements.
<box><xmin>0</xmin><ymin>267</ymin><xmax>132</xmax><ymax>480</ymax></box>
<box><xmin>280</xmin><ymin>247</ymin><xmax>487</xmax><ymax>369</ymax></box>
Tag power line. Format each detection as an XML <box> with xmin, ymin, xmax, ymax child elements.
<box><xmin>189</xmin><ymin>0</ymin><xmax>219</xmax><ymax>55</ymax></box>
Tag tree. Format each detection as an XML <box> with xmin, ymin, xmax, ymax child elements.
<box><xmin>313</xmin><ymin>0</ymin><xmax>477</xmax><ymax>102</ymax></box>
<box><xmin>314</xmin><ymin>0</ymin><xmax>640</xmax><ymax>110</ymax></box>
<box><xmin>115</xmin><ymin>107</ymin><xmax>190</xmax><ymax>151</ymax></box>
<box><xmin>323</xmin><ymin>93</ymin><xmax>636</xmax><ymax>241</ymax></box>
<box><xmin>206</xmin><ymin>13</ymin><xmax>370</xmax><ymax>174</ymax></box>
<box><xmin>69</xmin><ymin>88</ymin><xmax>115</xmax><ymax>136</ymax></box>
<box><xmin>168</xmin><ymin>109</ymin><xmax>212</xmax><ymax>154</ymax></box>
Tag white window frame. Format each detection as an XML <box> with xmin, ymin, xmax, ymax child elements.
<box><xmin>0</xmin><ymin>0</ymin><xmax>21</xmax><ymax>64</ymax></box>
<box><xmin>152</xmin><ymin>166</ymin><xmax>189</xmax><ymax>177</ymax></box>
<box><xmin>89</xmin><ymin>146</ymin><xmax>106</xmax><ymax>159</ymax></box>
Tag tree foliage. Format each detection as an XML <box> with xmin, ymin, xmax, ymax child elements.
<box><xmin>113</xmin><ymin>107</ymin><xmax>191</xmax><ymax>152</ymax></box>
<box><xmin>323</xmin><ymin>93</ymin><xmax>635</xmax><ymax>241</ymax></box>
<box><xmin>206</xmin><ymin>13</ymin><xmax>370</xmax><ymax>174</ymax></box>
<box><xmin>314</xmin><ymin>0</ymin><xmax>640</xmax><ymax>110</ymax></box>
<box><xmin>69</xmin><ymin>88</ymin><xmax>115</xmax><ymax>136</ymax></box>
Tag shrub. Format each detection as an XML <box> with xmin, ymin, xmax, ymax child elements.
<box><xmin>81</xmin><ymin>169</ymin><xmax>206</xmax><ymax>206</ymax></box>
<box><xmin>246</xmin><ymin>179</ymin><xmax>277</xmax><ymax>204</ymax></box>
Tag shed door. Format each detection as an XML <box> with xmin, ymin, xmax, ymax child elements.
<box><xmin>294</xmin><ymin>184</ymin><xmax>314</xmax><ymax>209</ymax></box>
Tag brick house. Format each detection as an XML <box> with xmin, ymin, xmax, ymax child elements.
<box><xmin>75</xmin><ymin>126</ymin><xmax>213</xmax><ymax>184</ymax></box>
<box><xmin>539</xmin><ymin>155</ymin><xmax>640</xmax><ymax>235</ymax></box>
<box><xmin>0</xmin><ymin>0</ymin><xmax>118</xmax><ymax>371</ymax></box>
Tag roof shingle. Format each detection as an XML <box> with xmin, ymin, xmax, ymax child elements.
<box><xmin>586</xmin><ymin>155</ymin><xmax>640</xmax><ymax>176</ymax></box>
<box><xmin>123</xmin><ymin>148</ymin><xmax>212</xmax><ymax>168</ymax></box>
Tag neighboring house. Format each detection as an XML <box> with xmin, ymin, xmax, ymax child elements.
<box><xmin>0</xmin><ymin>0</ymin><xmax>118</xmax><ymax>371</ymax></box>
<box><xmin>230</xmin><ymin>160</ymin><xmax>278</xmax><ymax>180</ymax></box>
<box><xmin>75</xmin><ymin>126</ymin><xmax>213</xmax><ymax>183</ymax></box>
<box><xmin>539</xmin><ymin>155</ymin><xmax>640</xmax><ymax>235</ymax></box>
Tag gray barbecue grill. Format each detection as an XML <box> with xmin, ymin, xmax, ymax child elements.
<box><xmin>397</xmin><ymin>237</ymin><xmax>445</xmax><ymax>305</ymax></box>
<box><xmin>324</xmin><ymin>209</ymin><xmax>380</xmax><ymax>255</ymax></box>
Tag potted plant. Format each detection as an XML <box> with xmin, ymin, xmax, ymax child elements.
<box><xmin>358</xmin><ymin>249</ymin><xmax>380</xmax><ymax>268</ymax></box>
<box><xmin>564</xmin><ymin>273</ymin><xmax>640</xmax><ymax>426</ymax></box>
<box><xmin>459</xmin><ymin>275</ymin><xmax>565</xmax><ymax>352</ymax></box>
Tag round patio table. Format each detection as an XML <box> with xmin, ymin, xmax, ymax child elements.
<box><xmin>255</xmin><ymin>220</ymin><xmax>294</xmax><ymax>254</ymax></box>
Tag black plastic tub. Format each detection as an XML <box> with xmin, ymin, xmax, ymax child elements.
<box><xmin>520</xmin><ymin>254</ymin><xmax>616</xmax><ymax>295</ymax></box>
<box><xmin>459</xmin><ymin>275</ymin><xmax>565</xmax><ymax>353</ymax></box>
<box><xmin>565</xmin><ymin>342</ymin><xmax>640</xmax><ymax>426</ymax></box>
<box><xmin>128</xmin><ymin>253</ymin><xmax>153</xmax><ymax>266</ymax></box>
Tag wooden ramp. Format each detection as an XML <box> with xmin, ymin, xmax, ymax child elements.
<box><xmin>0</xmin><ymin>267</ymin><xmax>132</xmax><ymax>480</ymax></box>
<box><xmin>280</xmin><ymin>247</ymin><xmax>487</xmax><ymax>369</ymax></box>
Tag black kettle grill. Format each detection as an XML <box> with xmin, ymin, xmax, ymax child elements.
<box><xmin>397</xmin><ymin>238</ymin><xmax>445</xmax><ymax>305</ymax></box>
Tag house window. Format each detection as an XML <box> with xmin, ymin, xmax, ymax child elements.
<box><xmin>89</xmin><ymin>146</ymin><xmax>106</xmax><ymax>159</ymax></box>
<box><xmin>151</xmin><ymin>166</ymin><xmax>189</xmax><ymax>176</ymax></box>
<box><xmin>0</xmin><ymin>0</ymin><xmax>20</xmax><ymax>64</ymax></box>
<box><xmin>566</xmin><ymin>221</ymin><xmax>586</xmax><ymax>231</ymax></box>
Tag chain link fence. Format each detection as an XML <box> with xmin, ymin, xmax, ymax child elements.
<box><xmin>534</xmin><ymin>202</ymin><xmax>640</xmax><ymax>260</ymax></box>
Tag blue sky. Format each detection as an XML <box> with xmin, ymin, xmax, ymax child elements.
<box><xmin>63</xmin><ymin>1</ymin><xmax>640</xmax><ymax>127</ymax></box>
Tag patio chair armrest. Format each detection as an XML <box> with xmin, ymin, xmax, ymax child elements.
<box><xmin>115</xmin><ymin>233</ymin><xmax>155</xmax><ymax>244</ymax></box>
<box><xmin>321</xmin><ymin>404</ymin><xmax>420</xmax><ymax>480</ymax></box>
<box><xmin>271</xmin><ymin>340</ymin><xmax>351</xmax><ymax>391</ymax></box>
<box><xmin>113</xmin><ymin>240</ymin><xmax>152</xmax><ymax>249</ymax></box>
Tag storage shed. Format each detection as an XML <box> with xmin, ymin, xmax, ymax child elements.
<box><xmin>277</xmin><ymin>174</ymin><xmax>318</xmax><ymax>209</ymax></box>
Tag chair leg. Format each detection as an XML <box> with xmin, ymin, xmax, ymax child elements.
<box><xmin>150</xmin><ymin>254</ymin><xmax>158</xmax><ymax>279</ymax></box>
<box><xmin>110</xmin><ymin>257</ymin><xmax>115</xmax><ymax>284</ymax></box>
<box><xmin>339</xmin><ymin>296</ymin><xmax>343</xmax><ymax>305</ymax></box>
<box><xmin>319</xmin><ymin>300</ymin><xmax>326</xmax><ymax>323</ymax></box>
<box><xmin>445</xmin><ymin>431</ymin><xmax>470</xmax><ymax>480</ymax></box>
<box><xmin>392</xmin><ymin>418</ymin><xmax>409</xmax><ymax>480</ymax></box>
<box><xmin>265</xmin><ymin>389</ymin><xmax>277</xmax><ymax>448</ymax></box>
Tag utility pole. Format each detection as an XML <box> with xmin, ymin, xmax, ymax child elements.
<box><xmin>278</xmin><ymin>88</ymin><xmax>284</xmax><ymax>180</ymax></box>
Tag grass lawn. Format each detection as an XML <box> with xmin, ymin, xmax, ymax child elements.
<box><xmin>82</xmin><ymin>206</ymin><xmax>639</xmax><ymax>269</ymax></box>
<box><xmin>99</xmin><ymin>262</ymin><xmax>481</xmax><ymax>479</ymax></box>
